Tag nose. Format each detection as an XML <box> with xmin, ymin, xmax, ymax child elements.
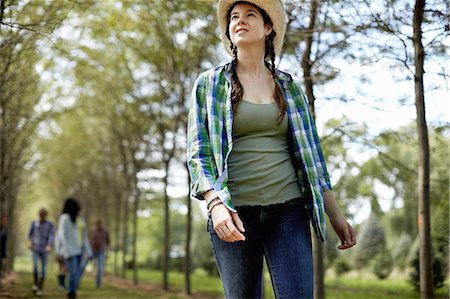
<box><xmin>236</xmin><ymin>16</ymin><xmax>246</xmax><ymax>26</ymax></box>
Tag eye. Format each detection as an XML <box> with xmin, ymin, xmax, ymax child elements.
<box><xmin>231</xmin><ymin>15</ymin><xmax>238</xmax><ymax>20</ymax></box>
<box><xmin>248</xmin><ymin>13</ymin><xmax>255</xmax><ymax>17</ymax></box>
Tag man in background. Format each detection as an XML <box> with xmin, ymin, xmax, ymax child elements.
<box><xmin>28</xmin><ymin>208</ymin><xmax>54</xmax><ymax>296</ymax></box>
<box><xmin>89</xmin><ymin>220</ymin><xmax>110</xmax><ymax>288</ymax></box>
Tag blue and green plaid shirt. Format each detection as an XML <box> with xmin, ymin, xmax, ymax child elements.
<box><xmin>187</xmin><ymin>62</ymin><xmax>332</xmax><ymax>241</ymax></box>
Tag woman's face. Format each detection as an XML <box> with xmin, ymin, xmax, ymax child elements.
<box><xmin>228</xmin><ymin>3</ymin><xmax>272</xmax><ymax>50</ymax></box>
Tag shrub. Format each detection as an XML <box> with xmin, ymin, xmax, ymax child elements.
<box><xmin>392</xmin><ymin>233</ymin><xmax>413</xmax><ymax>270</ymax></box>
<box><xmin>353</xmin><ymin>214</ymin><xmax>385</xmax><ymax>268</ymax></box>
<box><xmin>334</xmin><ymin>257</ymin><xmax>351</xmax><ymax>276</ymax></box>
<box><xmin>408</xmin><ymin>238</ymin><xmax>447</xmax><ymax>289</ymax></box>
<box><xmin>372</xmin><ymin>249</ymin><xmax>393</xmax><ymax>279</ymax></box>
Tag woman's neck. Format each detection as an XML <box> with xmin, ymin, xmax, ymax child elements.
<box><xmin>236</xmin><ymin>46</ymin><xmax>268</xmax><ymax>77</ymax></box>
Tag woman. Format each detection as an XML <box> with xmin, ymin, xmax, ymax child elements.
<box><xmin>187</xmin><ymin>1</ymin><xmax>356</xmax><ymax>298</ymax></box>
<box><xmin>57</xmin><ymin>198</ymin><xmax>92</xmax><ymax>299</ymax></box>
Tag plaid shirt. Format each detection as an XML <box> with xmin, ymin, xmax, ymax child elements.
<box><xmin>187</xmin><ymin>62</ymin><xmax>332</xmax><ymax>241</ymax></box>
<box><xmin>28</xmin><ymin>220</ymin><xmax>55</xmax><ymax>252</ymax></box>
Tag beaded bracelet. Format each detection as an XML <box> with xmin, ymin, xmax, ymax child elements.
<box><xmin>208</xmin><ymin>200</ymin><xmax>223</xmax><ymax>213</ymax></box>
<box><xmin>206</xmin><ymin>197</ymin><xmax>220</xmax><ymax>210</ymax></box>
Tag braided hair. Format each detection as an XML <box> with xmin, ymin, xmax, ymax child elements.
<box><xmin>226</xmin><ymin>1</ymin><xmax>287</xmax><ymax>123</ymax></box>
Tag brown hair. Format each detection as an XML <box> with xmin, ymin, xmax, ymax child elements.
<box><xmin>226</xmin><ymin>1</ymin><xmax>286</xmax><ymax>123</ymax></box>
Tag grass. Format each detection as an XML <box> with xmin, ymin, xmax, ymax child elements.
<box><xmin>2</xmin><ymin>256</ymin><xmax>449</xmax><ymax>299</ymax></box>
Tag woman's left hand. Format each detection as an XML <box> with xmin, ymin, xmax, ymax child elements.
<box><xmin>329</xmin><ymin>215</ymin><xmax>356</xmax><ymax>250</ymax></box>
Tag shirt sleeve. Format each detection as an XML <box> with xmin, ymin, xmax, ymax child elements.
<box><xmin>57</xmin><ymin>215</ymin><xmax>69</xmax><ymax>258</ymax></box>
<box><xmin>291</xmin><ymin>80</ymin><xmax>332</xmax><ymax>192</ymax></box>
<box><xmin>28</xmin><ymin>222</ymin><xmax>34</xmax><ymax>240</ymax></box>
<box><xmin>47</xmin><ymin>223</ymin><xmax>55</xmax><ymax>247</ymax></box>
<box><xmin>186</xmin><ymin>72</ymin><xmax>217</xmax><ymax>200</ymax></box>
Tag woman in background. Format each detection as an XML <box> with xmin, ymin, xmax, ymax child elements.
<box><xmin>57</xmin><ymin>198</ymin><xmax>92</xmax><ymax>299</ymax></box>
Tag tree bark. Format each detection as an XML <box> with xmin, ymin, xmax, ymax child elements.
<box><xmin>184</xmin><ymin>170</ymin><xmax>191</xmax><ymax>295</ymax></box>
<box><xmin>301</xmin><ymin>1</ymin><xmax>325</xmax><ymax>298</ymax></box>
<box><xmin>132</xmin><ymin>176</ymin><xmax>141</xmax><ymax>285</ymax></box>
<box><xmin>162</xmin><ymin>157</ymin><xmax>170</xmax><ymax>291</ymax></box>
<box><xmin>412</xmin><ymin>0</ymin><xmax>433</xmax><ymax>298</ymax></box>
<box><xmin>114</xmin><ymin>190</ymin><xmax>121</xmax><ymax>277</ymax></box>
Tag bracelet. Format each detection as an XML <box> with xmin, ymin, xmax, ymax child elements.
<box><xmin>208</xmin><ymin>201</ymin><xmax>223</xmax><ymax>213</ymax></box>
<box><xmin>206</xmin><ymin>197</ymin><xmax>220</xmax><ymax>209</ymax></box>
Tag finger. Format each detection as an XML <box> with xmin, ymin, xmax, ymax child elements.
<box><xmin>231</xmin><ymin>212</ymin><xmax>245</xmax><ymax>232</ymax></box>
<box><xmin>340</xmin><ymin>224</ymin><xmax>356</xmax><ymax>249</ymax></box>
<box><xmin>225</xmin><ymin>221</ymin><xmax>245</xmax><ymax>241</ymax></box>
<box><xmin>343</xmin><ymin>223</ymin><xmax>351</xmax><ymax>245</ymax></box>
<box><xmin>349</xmin><ymin>224</ymin><xmax>357</xmax><ymax>245</ymax></box>
<box><xmin>217</xmin><ymin>222</ymin><xmax>237</xmax><ymax>242</ymax></box>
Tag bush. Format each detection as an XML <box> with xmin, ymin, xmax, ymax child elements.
<box><xmin>353</xmin><ymin>214</ymin><xmax>385</xmax><ymax>268</ymax></box>
<box><xmin>408</xmin><ymin>238</ymin><xmax>447</xmax><ymax>289</ymax></box>
<box><xmin>334</xmin><ymin>257</ymin><xmax>351</xmax><ymax>276</ymax></box>
<box><xmin>372</xmin><ymin>249</ymin><xmax>393</xmax><ymax>279</ymax></box>
<box><xmin>392</xmin><ymin>233</ymin><xmax>413</xmax><ymax>270</ymax></box>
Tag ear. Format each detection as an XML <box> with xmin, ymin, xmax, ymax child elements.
<box><xmin>264</xmin><ymin>24</ymin><xmax>273</xmax><ymax>37</ymax></box>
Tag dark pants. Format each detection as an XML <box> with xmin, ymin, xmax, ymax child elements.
<box><xmin>208</xmin><ymin>199</ymin><xmax>314</xmax><ymax>299</ymax></box>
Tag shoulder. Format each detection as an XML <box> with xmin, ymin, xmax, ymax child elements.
<box><xmin>275</xmin><ymin>68</ymin><xmax>294</xmax><ymax>83</ymax></box>
<box><xmin>194</xmin><ymin>62</ymin><xmax>232</xmax><ymax>88</ymax></box>
<box><xmin>59</xmin><ymin>214</ymin><xmax>70</xmax><ymax>223</ymax></box>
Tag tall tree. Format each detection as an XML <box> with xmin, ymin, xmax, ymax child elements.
<box><xmin>0</xmin><ymin>0</ymin><xmax>74</xmax><ymax>272</ymax></box>
<box><xmin>412</xmin><ymin>0</ymin><xmax>432</xmax><ymax>297</ymax></box>
<box><xmin>345</xmin><ymin>0</ymin><xmax>447</xmax><ymax>295</ymax></box>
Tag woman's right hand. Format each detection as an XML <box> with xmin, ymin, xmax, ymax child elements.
<box><xmin>211</xmin><ymin>203</ymin><xmax>246</xmax><ymax>242</ymax></box>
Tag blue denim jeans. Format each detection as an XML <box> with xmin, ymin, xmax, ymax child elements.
<box><xmin>32</xmin><ymin>250</ymin><xmax>48</xmax><ymax>278</ymax></box>
<box><xmin>93</xmin><ymin>251</ymin><xmax>105</xmax><ymax>287</ymax></box>
<box><xmin>208</xmin><ymin>199</ymin><xmax>314</xmax><ymax>299</ymax></box>
<box><xmin>64</xmin><ymin>255</ymin><xmax>83</xmax><ymax>293</ymax></box>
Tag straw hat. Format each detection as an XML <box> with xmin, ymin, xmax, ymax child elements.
<box><xmin>217</xmin><ymin>0</ymin><xmax>287</xmax><ymax>56</ymax></box>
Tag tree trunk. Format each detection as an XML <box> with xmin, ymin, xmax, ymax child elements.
<box><xmin>114</xmin><ymin>191</ymin><xmax>121</xmax><ymax>277</ymax></box>
<box><xmin>132</xmin><ymin>180</ymin><xmax>140</xmax><ymax>285</ymax></box>
<box><xmin>412</xmin><ymin>0</ymin><xmax>433</xmax><ymax>298</ymax></box>
<box><xmin>301</xmin><ymin>0</ymin><xmax>320</xmax><ymax>118</ymax></box>
<box><xmin>162</xmin><ymin>159</ymin><xmax>170</xmax><ymax>291</ymax></box>
<box><xmin>301</xmin><ymin>1</ymin><xmax>325</xmax><ymax>298</ymax></box>
<box><xmin>184</xmin><ymin>169</ymin><xmax>191</xmax><ymax>295</ymax></box>
<box><xmin>121</xmin><ymin>193</ymin><xmax>129</xmax><ymax>279</ymax></box>
<box><xmin>313</xmin><ymin>239</ymin><xmax>325</xmax><ymax>299</ymax></box>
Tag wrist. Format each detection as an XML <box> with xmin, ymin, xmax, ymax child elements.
<box><xmin>209</xmin><ymin>201</ymin><xmax>224</xmax><ymax>214</ymax></box>
<box><xmin>203</xmin><ymin>190</ymin><xmax>217</xmax><ymax>202</ymax></box>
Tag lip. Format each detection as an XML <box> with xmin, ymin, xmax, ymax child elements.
<box><xmin>235</xmin><ymin>28</ymin><xmax>248</xmax><ymax>34</ymax></box>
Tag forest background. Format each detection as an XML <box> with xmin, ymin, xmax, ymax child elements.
<box><xmin>0</xmin><ymin>0</ymin><xmax>448</xmax><ymax>298</ymax></box>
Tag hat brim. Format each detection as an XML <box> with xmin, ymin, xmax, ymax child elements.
<box><xmin>217</xmin><ymin>0</ymin><xmax>286</xmax><ymax>56</ymax></box>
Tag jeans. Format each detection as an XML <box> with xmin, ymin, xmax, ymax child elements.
<box><xmin>93</xmin><ymin>251</ymin><xmax>105</xmax><ymax>287</ymax></box>
<box><xmin>208</xmin><ymin>199</ymin><xmax>314</xmax><ymax>299</ymax></box>
<box><xmin>64</xmin><ymin>255</ymin><xmax>82</xmax><ymax>293</ymax></box>
<box><xmin>32</xmin><ymin>250</ymin><xmax>48</xmax><ymax>278</ymax></box>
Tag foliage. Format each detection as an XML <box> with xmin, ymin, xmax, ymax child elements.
<box><xmin>407</xmin><ymin>236</ymin><xmax>448</xmax><ymax>290</ymax></box>
<box><xmin>334</xmin><ymin>257</ymin><xmax>351</xmax><ymax>276</ymax></box>
<box><xmin>353</xmin><ymin>214</ymin><xmax>385</xmax><ymax>268</ymax></box>
<box><xmin>372</xmin><ymin>248</ymin><xmax>393</xmax><ymax>279</ymax></box>
<box><xmin>392</xmin><ymin>232</ymin><xmax>413</xmax><ymax>270</ymax></box>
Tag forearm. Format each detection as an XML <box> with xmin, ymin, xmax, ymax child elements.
<box><xmin>323</xmin><ymin>190</ymin><xmax>344</xmax><ymax>220</ymax></box>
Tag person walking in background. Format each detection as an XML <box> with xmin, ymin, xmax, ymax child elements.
<box><xmin>0</xmin><ymin>214</ymin><xmax>8</xmax><ymax>282</ymax></box>
<box><xmin>187</xmin><ymin>1</ymin><xmax>356</xmax><ymax>298</ymax></box>
<box><xmin>57</xmin><ymin>198</ymin><xmax>92</xmax><ymax>299</ymax></box>
<box><xmin>28</xmin><ymin>208</ymin><xmax>54</xmax><ymax>296</ymax></box>
<box><xmin>88</xmin><ymin>219</ymin><xmax>110</xmax><ymax>288</ymax></box>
